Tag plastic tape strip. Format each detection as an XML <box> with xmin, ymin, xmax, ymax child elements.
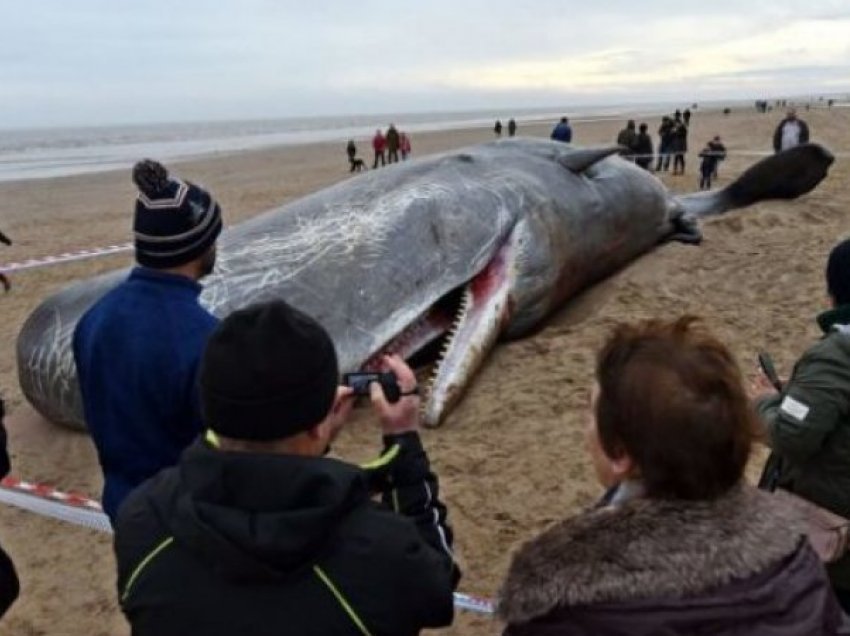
<box><xmin>0</xmin><ymin>243</ymin><xmax>132</xmax><ymax>273</ymax></box>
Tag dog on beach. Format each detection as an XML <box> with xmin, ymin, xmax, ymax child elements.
<box><xmin>350</xmin><ymin>157</ymin><xmax>367</xmax><ymax>173</ymax></box>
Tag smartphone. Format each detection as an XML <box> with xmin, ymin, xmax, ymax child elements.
<box><xmin>343</xmin><ymin>372</ymin><xmax>384</xmax><ymax>396</ymax></box>
<box><xmin>342</xmin><ymin>371</ymin><xmax>401</xmax><ymax>403</ymax></box>
<box><xmin>757</xmin><ymin>352</ymin><xmax>783</xmax><ymax>392</ymax></box>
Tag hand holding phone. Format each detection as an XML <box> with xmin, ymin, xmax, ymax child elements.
<box><xmin>345</xmin><ymin>356</ymin><xmax>420</xmax><ymax>435</ymax></box>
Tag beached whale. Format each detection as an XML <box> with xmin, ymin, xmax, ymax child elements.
<box><xmin>17</xmin><ymin>139</ymin><xmax>833</xmax><ymax>430</ymax></box>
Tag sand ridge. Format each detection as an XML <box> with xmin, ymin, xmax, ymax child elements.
<box><xmin>0</xmin><ymin>106</ymin><xmax>848</xmax><ymax>635</ymax></box>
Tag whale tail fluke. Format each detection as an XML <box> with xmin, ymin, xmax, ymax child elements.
<box><xmin>675</xmin><ymin>143</ymin><xmax>834</xmax><ymax>219</ymax></box>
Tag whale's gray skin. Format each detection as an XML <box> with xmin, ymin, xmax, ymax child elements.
<box><xmin>16</xmin><ymin>139</ymin><xmax>834</xmax><ymax>430</ymax></box>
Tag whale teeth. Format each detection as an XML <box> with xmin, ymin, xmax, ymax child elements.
<box><xmin>426</xmin><ymin>284</ymin><xmax>474</xmax><ymax>401</ymax></box>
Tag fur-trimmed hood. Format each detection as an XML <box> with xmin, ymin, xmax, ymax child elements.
<box><xmin>498</xmin><ymin>485</ymin><xmax>814</xmax><ymax>625</ymax></box>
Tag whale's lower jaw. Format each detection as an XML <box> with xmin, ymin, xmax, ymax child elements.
<box><xmin>423</xmin><ymin>238</ymin><xmax>514</xmax><ymax>428</ymax></box>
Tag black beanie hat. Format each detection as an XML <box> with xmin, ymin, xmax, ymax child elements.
<box><xmin>132</xmin><ymin>159</ymin><xmax>223</xmax><ymax>269</ymax></box>
<box><xmin>200</xmin><ymin>300</ymin><xmax>339</xmax><ymax>441</ymax></box>
<box><xmin>827</xmin><ymin>238</ymin><xmax>850</xmax><ymax>306</ymax></box>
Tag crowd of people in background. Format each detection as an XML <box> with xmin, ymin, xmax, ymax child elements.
<box><xmin>494</xmin><ymin>118</ymin><xmax>519</xmax><ymax>137</ymax></box>
<box><xmin>344</xmin><ymin>102</ymin><xmax>815</xmax><ymax>185</ymax></box>
<box><xmin>345</xmin><ymin>124</ymin><xmax>412</xmax><ymax>172</ymax></box>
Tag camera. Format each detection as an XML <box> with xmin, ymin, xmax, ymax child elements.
<box><xmin>343</xmin><ymin>371</ymin><xmax>402</xmax><ymax>403</ymax></box>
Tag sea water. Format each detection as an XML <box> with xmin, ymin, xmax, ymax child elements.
<box><xmin>0</xmin><ymin>102</ymin><xmax>689</xmax><ymax>183</ymax></box>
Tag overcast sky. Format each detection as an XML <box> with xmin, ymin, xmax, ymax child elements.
<box><xmin>1</xmin><ymin>0</ymin><xmax>849</xmax><ymax>128</ymax></box>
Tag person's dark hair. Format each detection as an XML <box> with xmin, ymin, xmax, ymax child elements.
<box><xmin>826</xmin><ymin>238</ymin><xmax>850</xmax><ymax>306</ymax></box>
<box><xmin>627</xmin><ymin>120</ymin><xmax>635</xmax><ymax>129</ymax></box>
<box><xmin>560</xmin><ymin>117</ymin><xmax>568</xmax><ymax>123</ymax></box>
<box><xmin>639</xmin><ymin>123</ymin><xmax>648</xmax><ymax>132</ymax></box>
<box><xmin>594</xmin><ymin>316</ymin><xmax>754</xmax><ymax>500</ymax></box>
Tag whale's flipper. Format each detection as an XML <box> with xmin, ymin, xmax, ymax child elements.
<box><xmin>558</xmin><ymin>146</ymin><xmax>623</xmax><ymax>173</ymax></box>
<box><xmin>676</xmin><ymin>143</ymin><xmax>834</xmax><ymax>218</ymax></box>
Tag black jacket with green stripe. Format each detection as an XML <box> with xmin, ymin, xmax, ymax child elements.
<box><xmin>114</xmin><ymin>432</ymin><xmax>459</xmax><ymax>636</ymax></box>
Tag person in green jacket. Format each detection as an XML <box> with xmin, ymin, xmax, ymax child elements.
<box><xmin>751</xmin><ymin>236</ymin><xmax>850</xmax><ymax>611</ymax></box>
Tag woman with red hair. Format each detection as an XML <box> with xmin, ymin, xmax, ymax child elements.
<box><xmin>498</xmin><ymin>317</ymin><xmax>842</xmax><ymax>635</ymax></box>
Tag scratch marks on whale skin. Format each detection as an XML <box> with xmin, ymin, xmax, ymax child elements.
<box><xmin>202</xmin><ymin>201</ymin><xmax>396</xmax><ymax>311</ymax></box>
<box><xmin>25</xmin><ymin>308</ymin><xmax>79</xmax><ymax>421</ymax></box>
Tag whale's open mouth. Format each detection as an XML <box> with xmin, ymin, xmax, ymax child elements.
<box><xmin>363</xmin><ymin>239</ymin><xmax>514</xmax><ymax>427</ymax></box>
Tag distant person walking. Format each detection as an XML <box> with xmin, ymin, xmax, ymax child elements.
<box><xmin>616</xmin><ymin>120</ymin><xmax>638</xmax><ymax>158</ymax></box>
<box><xmin>0</xmin><ymin>230</ymin><xmax>11</xmax><ymax>293</ymax></box>
<box><xmin>773</xmin><ymin>108</ymin><xmax>810</xmax><ymax>153</ymax></box>
<box><xmin>698</xmin><ymin>141</ymin><xmax>722</xmax><ymax>190</ymax></box>
<box><xmin>508</xmin><ymin>118</ymin><xmax>517</xmax><ymax>137</ymax></box>
<box><xmin>400</xmin><ymin>132</ymin><xmax>411</xmax><ymax>160</ymax></box>
<box><xmin>633</xmin><ymin>123</ymin><xmax>654</xmax><ymax>171</ymax></box>
<box><xmin>346</xmin><ymin>140</ymin><xmax>358</xmax><ymax>172</ymax></box>
<box><xmin>550</xmin><ymin>117</ymin><xmax>572</xmax><ymax>143</ymax></box>
<box><xmin>372</xmin><ymin>129</ymin><xmax>386</xmax><ymax>168</ymax></box>
<box><xmin>683</xmin><ymin>108</ymin><xmax>692</xmax><ymax>126</ymax></box>
<box><xmin>670</xmin><ymin>113</ymin><xmax>688</xmax><ymax>175</ymax></box>
<box><xmin>494</xmin><ymin>120</ymin><xmax>503</xmax><ymax>137</ymax></box>
<box><xmin>708</xmin><ymin>135</ymin><xmax>727</xmax><ymax>179</ymax></box>
<box><xmin>655</xmin><ymin>116</ymin><xmax>674</xmax><ymax>172</ymax></box>
<box><xmin>386</xmin><ymin>124</ymin><xmax>400</xmax><ymax>163</ymax></box>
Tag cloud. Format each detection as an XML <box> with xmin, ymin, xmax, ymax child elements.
<box><xmin>0</xmin><ymin>1</ymin><xmax>848</xmax><ymax>127</ymax></box>
<box><xmin>406</xmin><ymin>16</ymin><xmax>850</xmax><ymax>97</ymax></box>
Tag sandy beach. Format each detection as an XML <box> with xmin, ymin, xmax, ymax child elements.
<box><xmin>0</xmin><ymin>105</ymin><xmax>848</xmax><ymax>635</ymax></box>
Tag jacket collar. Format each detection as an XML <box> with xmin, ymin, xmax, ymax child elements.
<box><xmin>497</xmin><ymin>485</ymin><xmax>803</xmax><ymax>625</ymax></box>
<box><xmin>817</xmin><ymin>303</ymin><xmax>850</xmax><ymax>334</ymax></box>
<box><xmin>129</xmin><ymin>267</ymin><xmax>203</xmax><ymax>295</ymax></box>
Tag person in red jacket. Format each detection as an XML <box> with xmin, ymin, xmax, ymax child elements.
<box><xmin>372</xmin><ymin>129</ymin><xmax>386</xmax><ymax>168</ymax></box>
<box><xmin>400</xmin><ymin>132</ymin><xmax>412</xmax><ymax>160</ymax></box>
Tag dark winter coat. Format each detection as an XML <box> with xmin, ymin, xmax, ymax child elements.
<box><xmin>757</xmin><ymin>304</ymin><xmax>850</xmax><ymax>588</ymax></box>
<box><xmin>386</xmin><ymin>126</ymin><xmax>400</xmax><ymax>152</ymax></box>
<box><xmin>115</xmin><ymin>432</ymin><xmax>459</xmax><ymax>636</ymax></box>
<box><xmin>633</xmin><ymin>132</ymin><xmax>653</xmax><ymax>168</ymax></box>
<box><xmin>550</xmin><ymin>122</ymin><xmax>572</xmax><ymax>143</ymax></box>
<box><xmin>0</xmin><ymin>397</ymin><xmax>19</xmax><ymax>619</ymax></box>
<box><xmin>773</xmin><ymin>117</ymin><xmax>811</xmax><ymax>152</ymax></box>
<box><xmin>670</xmin><ymin>120</ymin><xmax>688</xmax><ymax>153</ymax></box>
<box><xmin>615</xmin><ymin>128</ymin><xmax>637</xmax><ymax>155</ymax></box>
<box><xmin>498</xmin><ymin>485</ymin><xmax>843</xmax><ymax>635</ymax></box>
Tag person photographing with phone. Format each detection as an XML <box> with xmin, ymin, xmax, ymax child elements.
<box><xmin>114</xmin><ymin>300</ymin><xmax>459</xmax><ymax>636</ymax></box>
<box><xmin>750</xmin><ymin>236</ymin><xmax>850</xmax><ymax>611</ymax></box>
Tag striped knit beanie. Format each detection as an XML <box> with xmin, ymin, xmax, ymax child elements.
<box><xmin>131</xmin><ymin>159</ymin><xmax>223</xmax><ymax>269</ymax></box>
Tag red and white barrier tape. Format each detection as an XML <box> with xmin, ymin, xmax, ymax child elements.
<box><xmin>0</xmin><ymin>475</ymin><xmax>111</xmax><ymax>533</ymax></box>
<box><xmin>0</xmin><ymin>475</ymin><xmax>495</xmax><ymax>615</ymax></box>
<box><xmin>0</xmin><ymin>243</ymin><xmax>132</xmax><ymax>274</ymax></box>
<box><xmin>0</xmin><ymin>476</ymin><xmax>102</xmax><ymax>511</ymax></box>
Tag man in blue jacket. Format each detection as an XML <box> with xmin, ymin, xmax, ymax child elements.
<box><xmin>550</xmin><ymin>117</ymin><xmax>573</xmax><ymax>143</ymax></box>
<box><xmin>73</xmin><ymin>159</ymin><xmax>222</xmax><ymax>522</ymax></box>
